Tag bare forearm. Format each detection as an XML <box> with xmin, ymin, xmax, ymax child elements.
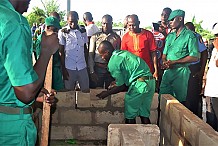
<box><xmin>107</xmin><ymin>85</ymin><xmax>127</xmax><ymax>95</ymax></box>
<box><xmin>200</xmin><ymin>50</ymin><xmax>208</xmax><ymax>73</ymax></box>
<box><xmin>173</xmin><ymin>56</ymin><xmax>198</xmax><ymax>64</ymax></box>
<box><xmin>151</xmin><ymin>51</ymin><xmax>158</xmax><ymax>72</ymax></box>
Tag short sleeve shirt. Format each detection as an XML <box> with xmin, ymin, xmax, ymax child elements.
<box><xmin>163</xmin><ymin>27</ymin><xmax>199</xmax><ymax>65</ymax></box>
<box><xmin>108</xmin><ymin>50</ymin><xmax>152</xmax><ymax>86</ymax></box>
<box><xmin>58</xmin><ymin>25</ymin><xmax>88</xmax><ymax>70</ymax></box>
<box><xmin>0</xmin><ymin>0</ymin><xmax>38</xmax><ymax>107</ymax></box>
<box><xmin>121</xmin><ymin>29</ymin><xmax>157</xmax><ymax>73</ymax></box>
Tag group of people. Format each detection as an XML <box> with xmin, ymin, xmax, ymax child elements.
<box><xmin>1</xmin><ymin>0</ymin><xmax>218</xmax><ymax>145</ymax></box>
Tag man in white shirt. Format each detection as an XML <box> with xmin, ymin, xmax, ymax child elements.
<box><xmin>58</xmin><ymin>11</ymin><xmax>89</xmax><ymax>92</ymax></box>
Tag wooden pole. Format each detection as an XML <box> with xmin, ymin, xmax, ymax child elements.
<box><xmin>40</xmin><ymin>56</ymin><xmax>53</xmax><ymax>146</ymax></box>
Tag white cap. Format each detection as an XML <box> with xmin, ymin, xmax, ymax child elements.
<box><xmin>212</xmin><ymin>23</ymin><xmax>218</xmax><ymax>35</ymax></box>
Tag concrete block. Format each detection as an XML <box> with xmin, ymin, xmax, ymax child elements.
<box><xmin>108</xmin><ymin>125</ymin><xmax>121</xmax><ymax>146</ymax></box>
<box><xmin>150</xmin><ymin>110</ymin><xmax>158</xmax><ymax>124</ymax></box>
<box><xmin>151</xmin><ymin>93</ymin><xmax>159</xmax><ymax>110</ymax></box>
<box><xmin>160</xmin><ymin>94</ymin><xmax>179</xmax><ymax>117</ymax></box>
<box><xmin>111</xmin><ymin>92</ymin><xmax>125</xmax><ymax>107</ymax></box>
<box><xmin>56</xmin><ymin>91</ymin><xmax>75</xmax><ymax>108</ymax></box>
<box><xmin>51</xmin><ymin>109</ymin><xmax>58</xmax><ymax>124</ymax></box>
<box><xmin>90</xmin><ymin>89</ymin><xmax>109</xmax><ymax>107</ymax></box>
<box><xmin>50</xmin><ymin>126</ymin><xmax>75</xmax><ymax>140</ymax></box>
<box><xmin>76</xmin><ymin>91</ymin><xmax>91</xmax><ymax>107</ymax></box>
<box><xmin>60</xmin><ymin>109</ymin><xmax>92</xmax><ymax>124</ymax></box>
<box><xmin>170</xmin><ymin>127</ymin><xmax>185</xmax><ymax>146</ymax></box>
<box><xmin>78</xmin><ymin>126</ymin><xmax>107</xmax><ymax>140</ymax></box>
<box><xmin>108</xmin><ymin>124</ymin><xmax>160</xmax><ymax>146</ymax></box>
<box><xmin>121</xmin><ymin>129</ymin><xmax>145</xmax><ymax>146</ymax></box>
<box><xmin>168</xmin><ymin>103</ymin><xmax>183</xmax><ymax>132</ymax></box>
<box><xmin>95</xmin><ymin>111</ymin><xmax>124</xmax><ymax>124</ymax></box>
<box><xmin>160</xmin><ymin>115</ymin><xmax>172</xmax><ymax>141</ymax></box>
<box><xmin>199</xmin><ymin>129</ymin><xmax>218</xmax><ymax>146</ymax></box>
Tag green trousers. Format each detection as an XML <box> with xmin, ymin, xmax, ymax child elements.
<box><xmin>0</xmin><ymin>113</ymin><xmax>36</xmax><ymax>146</ymax></box>
<box><xmin>159</xmin><ymin>66</ymin><xmax>190</xmax><ymax>102</ymax></box>
<box><xmin>125</xmin><ymin>79</ymin><xmax>155</xmax><ymax>119</ymax></box>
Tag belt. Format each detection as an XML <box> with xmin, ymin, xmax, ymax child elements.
<box><xmin>137</xmin><ymin>76</ymin><xmax>154</xmax><ymax>82</ymax></box>
<box><xmin>0</xmin><ymin>105</ymin><xmax>33</xmax><ymax>114</ymax></box>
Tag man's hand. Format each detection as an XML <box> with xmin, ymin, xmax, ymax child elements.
<box><xmin>41</xmin><ymin>31</ymin><xmax>59</xmax><ymax>55</ymax></box>
<box><xmin>96</xmin><ymin>91</ymin><xmax>110</xmax><ymax>99</ymax></box>
<box><xmin>90</xmin><ymin>72</ymin><xmax>98</xmax><ymax>84</ymax></box>
<box><xmin>153</xmin><ymin>71</ymin><xmax>158</xmax><ymax>80</ymax></box>
<box><xmin>36</xmin><ymin>88</ymin><xmax>57</xmax><ymax>106</ymax></box>
<box><xmin>108</xmin><ymin>81</ymin><xmax>116</xmax><ymax>90</ymax></box>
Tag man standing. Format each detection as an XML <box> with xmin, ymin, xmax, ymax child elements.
<box><xmin>96</xmin><ymin>40</ymin><xmax>155</xmax><ymax>124</ymax></box>
<box><xmin>159</xmin><ymin>9</ymin><xmax>199</xmax><ymax>104</ymax></box>
<box><xmin>185</xmin><ymin>22</ymin><xmax>208</xmax><ymax>117</ymax></box>
<box><xmin>121</xmin><ymin>14</ymin><xmax>158</xmax><ymax>80</ymax></box>
<box><xmin>58</xmin><ymin>11</ymin><xmax>90</xmax><ymax>93</ymax></box>
<box><xmin>83</xmin><ymin>12</ymin><xmax>100</xmax><ymax>62</ymax></box>
<box><xmin>0</xmin><ymin>0</ymin><xmax>58</xmax><ymax>145</ymax></box>
<box><xmin>88</xmin><ymin>14</ymin><xmax>121</xmax><ymax>89</ymax></box>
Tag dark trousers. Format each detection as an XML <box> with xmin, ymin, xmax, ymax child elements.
<box><xmin>89</xmin><ymin>65</ymin><xmax>114</xmax><ymax>89</ymax></box>
<box><xmin>186</xmin><ymin>63</ymin><xmax>202</xmax><ymax>118</ymax></box>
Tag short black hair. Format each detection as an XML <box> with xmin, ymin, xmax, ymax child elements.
<box><xmin>83</xmin><ymin>12</ymin><xmax>93</xmax><ymax>21</ymax></box>
<box><xmin>67</xmin><ymin>11</ymin><xmax>79</xmax><ymax>20</ymax></box>
<box><xmin>98</xmin><ymin>40</ymin><xmax>114</xmax><ymax>53</ymax></box>
<box><xmin>102</xmin><ymin>14</ymin><xmax>113</xmax><ymax>22</ymax></box>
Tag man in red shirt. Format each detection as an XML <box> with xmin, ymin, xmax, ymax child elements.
<box><xmin>121</xmin><ymin>14</ymin><xmax>158</xmax><ymax>79</ymax></box>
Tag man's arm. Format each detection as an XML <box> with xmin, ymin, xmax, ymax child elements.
<box><xmin>198</xmin><ymin>50</ymin><xmax>208</xmax><ymax>76</ymax></box>
<box><xmin>14</xmin><ymin>33</ymin><xmax>59</xmax><ymax>104</ymax></box>
<box><xmin>96</xmin><ymin>84</ymin><xmax>127</xmax><ymax>99</ymax></box>
<box><xmin>151</xmin><ymin>51</ymin><xmax>158</xmax><ymax>79</ymax></box>
<box><xmin>168</xmin><ymin>56</ymin><xmax>199</xmax><ymax>67</ymax></box>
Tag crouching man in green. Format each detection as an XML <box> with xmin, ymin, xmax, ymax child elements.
<box><xmin>0</xmin><ymin>0</ymin><xmax>59</xmax><ymax>145</ymax></box>
<box><xmin>96</xmin><ymin>40</ymin><xmax>155</xmax><ymax>124</ymax></box>
<box><xmin>159</xmin><ymin>9</ymin><xmax>199</xmax><ymax>104</ymax></box>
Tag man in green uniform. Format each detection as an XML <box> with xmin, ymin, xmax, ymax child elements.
<box><xmin>159</xmin><ymin>9</ymin><xmax>199</xmax><ymax>104</ymax></box>
<box><xmin>35</xmin><ymin>16</ymin><xmax>64</xmax><ymax>91</ymax></box>
<box><xmin>96</xmin><ymin>40</ymin><xmax>155</xmax><ymax>124</ymax></box>
<box><xmin>0</xmin><ymin>0</ymin><xmax>59</xmax><ymax>145</ymax></box>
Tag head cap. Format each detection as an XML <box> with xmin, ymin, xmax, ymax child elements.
<box><xmin>45</xmin><ymin>16</ymin><xmax>61</xmax><ymax>29</ymax></box>
<box><xmin>168</xmin><ymin>9</ymin><xmax>185</xmax><ymax>21</ymax></box>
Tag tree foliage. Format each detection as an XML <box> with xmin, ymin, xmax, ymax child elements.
<box><xmin>26</xmin><ymin>0</ymin><xmax>66</xmax><ymax>27</ymax></box>
<box><xmin>190</xmin><ymin>16</ymin><xmax>214</xmax><ymax>40</ymax></box>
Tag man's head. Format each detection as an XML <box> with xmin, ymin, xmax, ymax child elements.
<box><xmin>9</xmin><ymin>0</ymin><xmax>31</xmax><ymax>14</ymax></box>
<box><xmin>127</xmin><ymin>14</ymin><xmax>140</xmax><ymax>33</ymax></box>
<box><xmin>123</xmin><ymin>15</ymin><xmax>130</xmax><ymax>29</ymax></box>
<box><xmin>168</xmin><ymin>9</ymin><xmax>185</xmax><ymax>30</ymax></box>
<box><xmin>45</xmin><ymin>16</ymin><xmax>61</xmax><ymax>33</ymax></box>
<box><xmin>185</xmin><ymin>22</ymin><xmax>195</xmax><ymax>32</ymax></box>
<box><xmin>212</xmin><ymin>23</ymin><xmax>218</xmax><ymax>36</ymax></box>
<box><xmin>50</xmin><ymin>11</ymin><xmax>61</xmax><ymax>22</ymax></box>
<box><xmin>161</xmin><ymin>7</ymin><xmax>172</xmax><ymax>24</ymax></box>
<box><xmin>101</xmin><ymin>14</ymin><xmax>113</xmax><ymax>34</ymax></box>
<box><xmin>67</xmin><ymin>11</ymin><xmax>79</xmax><ymax>29</ymax></box>
<box><xmin>97</xmin><ymin>40</ymin><xmax>114</xmax><ymax>62</ymax></box>
<box><xmin>83</xmin><ymin>12</ymin><xmax>93</xmax><ymax>26</ymax></box>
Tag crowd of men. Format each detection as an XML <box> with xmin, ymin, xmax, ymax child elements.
<box><xmin>1</xmin><ymin>0</ymin><xmax>218</xmax><ymax>145</ymax></box>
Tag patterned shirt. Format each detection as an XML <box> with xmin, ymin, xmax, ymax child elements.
<box><xmin>88</xmin><ymin>31</ymin><xmax>121</xmax><ymax>73</ymax></box>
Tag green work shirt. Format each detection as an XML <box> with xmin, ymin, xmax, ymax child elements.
<box><xmin>163</xmin><ymin>27</ymin><xmax>199</xmax><ymax>66</ymax></box>
<box><xmin>35</xmin><ymin>33</ymin><xmax>61</xmax><ymax>67</ymax></box>
<box><xmin>0</xmin><ymin>0</ymin><xmax>38</xmax><ymax>107</ymax></box>
<box><xmin>108</xmin><ymin>50</ymin><xmax>152</xmax><ymax>86</ymax></box>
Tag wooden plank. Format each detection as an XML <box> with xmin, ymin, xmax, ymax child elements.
<box><xmin>40</xmin><ymin>56</ymin><xmax>53</xmax><ymax>146</ymax></box>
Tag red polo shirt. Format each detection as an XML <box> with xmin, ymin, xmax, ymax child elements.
<box><xmin>121</xmin><ymin>29</ymin><xmax>157</xmax><ymax>73</ymax></box>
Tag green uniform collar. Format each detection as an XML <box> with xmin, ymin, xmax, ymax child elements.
<box><xmin>0</xmin><ymin>0</ymin><xmax>16</xmax><ymax>11</ymax></box>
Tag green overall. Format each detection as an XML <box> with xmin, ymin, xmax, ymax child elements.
<box><xmin>159</xmin><ymin>27</ymin><xmax>199</xmax><ymax>102</ymax></box>
<box><xmin>108</xmin><ymin>50</ymin><xmax>155</xmax><ymax>119</ymax></box>
<box><xmin>35</xmin><ymin>34</ymin><xmax>64</xmax><ymax>91</ymax></box>
<box><xmin>0</xmin><ymin>0</ymin><xmax>38</xmax><ymax>145</ymax></box>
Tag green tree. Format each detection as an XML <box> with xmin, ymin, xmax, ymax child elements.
<box><xmin>26</xmin><ymin>7</ymin><xmax>46</xmax><ymax>27</ymax></box>
<box><xmin>26</xmin><ymin>0</ymin><xmax>66</xmax><ymax>27</ymax></box>
<box><xmin>191</xmin><ymin>16</ymin><xmax>214</xmax><ymax>40</ymax></box>
<box><xmin>40</xmin><ymin>0</ymin><xmax>66</xmax><ymax>20</ymax></box>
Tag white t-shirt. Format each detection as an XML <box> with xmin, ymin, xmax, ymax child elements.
<box><xmin>85</xmin><ymin>23</ymin><xmax>100</xmax><ymax>37</ymax></box>
<box><xmin>204</xmin><ymin>48</ymin><xmax>218</xmax><ymax>97</ymax></box>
